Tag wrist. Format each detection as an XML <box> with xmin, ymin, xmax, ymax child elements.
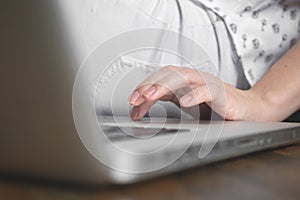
<box><xmin>244</xmin><ymin>88</ymin><xmax>276</xmax><ymax>121</ymax></box>
<box><xmin>223</xmin><ymin>84</ymin><xmax>254</xmax><ymax>121</ymax></box>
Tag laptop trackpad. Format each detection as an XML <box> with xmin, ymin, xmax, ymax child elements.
<box><xmin>103</xmin><ymin>125</ymin><xmax>190</xmax><ymax>141</ymax></box>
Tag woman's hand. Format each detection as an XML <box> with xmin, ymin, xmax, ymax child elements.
<box><xmin>128</xmin><ymin>66</ymin><xmax>262</xmax><ymax>121</ymax></box>
<box><xmin>129</xmin><ymin>41</ymin><xmax>300</xmax><ymax>122</ymax></box>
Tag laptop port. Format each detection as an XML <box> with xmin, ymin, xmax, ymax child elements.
<box><xmin>237</xmin><ymin>138</ymin><xmax>258</xmax><ymax>149</ymax></box>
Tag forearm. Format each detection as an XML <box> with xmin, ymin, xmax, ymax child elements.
<box><xmin>246</xmin><ymin>41</ymin><xmax>300</xmax><ymax>121</ymax></box>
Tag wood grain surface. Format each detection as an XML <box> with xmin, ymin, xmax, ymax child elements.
<box><xmin>0</xmin><ymin>144</ymin><xmax>299</xmax><ymax>200</ymax></box>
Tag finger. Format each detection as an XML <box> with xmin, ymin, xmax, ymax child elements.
<box><xmin>137</xmin><ymin>66</ymin><xmax>173</xmax><ymax>88</ymax></box>
<box><xmin>130</xmin><ymin>92</ymin><xmax>178</xmax><ymax>121</ymax></box>
<box><xmin>179</xmin><ymin>85</ymin><xmax>212</xmax><ymax>107</ymax></box>
<box><xmin>128</xmin><ymin>66</ymin><xmax>172</xmax><ymax>105</ymax></box>
<box><xmin>159</xmin><ymin>92</ymin><xmax>179</xmax><ymax>105</ymax></box>
<box><xmin>130</xmin><ymin>100</ymin><xmax>157</xmax><ymax>121</ymax></box>
<box><xmin>128</xmin><ymin>91</ymin><xmax>145</xmax><ymax>106</ymax></box>
<box><xmin>142</xmin><ymin>68</ymin><xmax>206</xmax><ymax>101</ymax></box>
<box><xmin>129</xmin><ymin>66</ymin><xmax>207</xmax><ymax>106</ymax></box>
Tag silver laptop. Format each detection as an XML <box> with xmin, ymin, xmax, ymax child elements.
<box><xmin>1</xmin><ymin>1</ymin><xmax>300</xmax><ymax>185</ymax></box>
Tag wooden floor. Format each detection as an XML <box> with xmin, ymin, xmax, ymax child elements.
<box><xmin>1</xmin><ymin>143</ymin><xmax>300</xmax><ymax>200</ymax></box>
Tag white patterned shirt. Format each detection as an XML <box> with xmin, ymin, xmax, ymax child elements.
<box><xmin>197</xmin><ymin>0</ymin><xmax>300</xmax><ymax>85</ymax></box>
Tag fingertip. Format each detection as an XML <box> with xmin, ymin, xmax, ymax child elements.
<box><xmin>131</xmin><ymin>117</ymin><xmax>141</xmax><ymax>121</ymax></box>
<box><xmin>129</xmin><ymin>101</ymin><xmax>140</xmax><ymax>106</ymax></box>
<box><xmin>179</xmin><ymin>94</ymin><xmax>194</xmax><ymax>107</ymax></box>
<box><xmin>129</xmin><ymin>97</ymin><xmax>145</xmax><ymax>107</ymax></box>
<box><xmin>128</xmin><ymin>91</ymin><xmax>140</xmax><ymax>104</ymax></box>
<box><xmin>130</xmin><ymin>107</ymin><xmax>137</xmax><ymax>116</ymax></box>
<box><xmin>179</xmin><ymin>102</ymin><xmax>191</xmax><ymax>108</ymax></box>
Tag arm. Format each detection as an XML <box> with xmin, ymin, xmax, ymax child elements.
<box><xmin>128</xmin><ymin>41</ymin><xmax>300</xmax><ymax>122</ymax></box>
<box><xmin>245</xmin><ymin>41</ymin><xmax>300</xmax><ymax>121</ymax></box>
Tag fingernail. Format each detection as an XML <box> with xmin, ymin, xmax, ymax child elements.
<box><xmin>180</xmin><ymin>94</ymin><xmax>193</xmax><ymax>105</ymax></box>
<box><xmin>129</xmin><ymin>91</ymin><xmax>140</xmax><ymax>103</ymax></box>
<box><xmin>144</xmin><ymin>86</ymin><xmax>156</xmax><ymax>97</ymax></box>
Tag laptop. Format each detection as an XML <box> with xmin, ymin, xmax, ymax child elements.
<box><xmin>1</xmin><ymin>0</ymin><xmax>300</xmax><ymax>185</ymax></box>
